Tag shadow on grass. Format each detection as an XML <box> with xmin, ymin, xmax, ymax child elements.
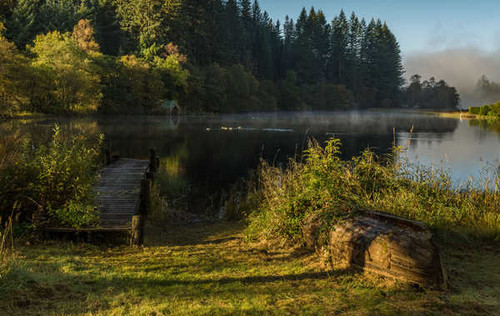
<box><xmin>0</xmin><ymin>256</ymin><xmax>353</xmax><ymax>313</ymax></box>
<box><xmin>113</xmin><ymin>270</ymin><xmax>347</xmax><ymax>287</ymax></box>
<box><xmin>3</xmin><ymin>222</ymin><xmax>499</xmax><ymax>315</ymax></box>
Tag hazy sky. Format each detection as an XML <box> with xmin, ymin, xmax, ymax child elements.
<box><xmin>259</xmin><ymin>0</ymin><xmax>500</xmax><ymax>104</ymax></box>
<box><xmin>259</xmin><ymin>0</ymin><xmax>500</xmax><ymax>55</ymax></box>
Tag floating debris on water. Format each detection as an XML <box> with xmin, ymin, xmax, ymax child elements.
<box><xmin>262</xmin><ymin>128</ymin><xmax>294</xmax><ymax>133</ymax></box>
<box><xmin>205</xmin><ymin>127</ymin><xmax>294</xmax><ymax>133</ymax></box>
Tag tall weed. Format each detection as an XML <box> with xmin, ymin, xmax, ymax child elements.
<box><xmin>0</xmin><ymin>125</ymin><xmax>103</xmax><ymax>229</ymax></box>
<box><xmin>247</xmin><ymin>138</ymin><xmax>500</xmax><ymax>246</ymax></box>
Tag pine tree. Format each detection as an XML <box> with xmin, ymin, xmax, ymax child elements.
<box><xmin>240</xmin><ymin>0</ymin><xmax>254</xmax><ymax>68</ymax></box>
<box><xmin>220</xmin><ymin>0</ymin><xmax>242</xmax><ymax>65</ymax></box>
<box><xmin>114</xmin><ymin>0</ymin><xmax>181</xmax><ymax>59</ymax></box>
<box><xmin>330</xmin><ymin>9</ymin><xmax>348</xmax><ymax>83</ymax></box>
<box><xmin>92</xmin><ymin>0</ymin><xmax>126</xmax><ymax>56</ymax></box>
<box><xmin>345</xmin><ymin>12</ymin><xmax>361</xmax><ymax>91</ymax></box>
<box><xmin>5</xmin><ymin>0</ymin><xmax>41</xmax><ymax>48</ymax></box>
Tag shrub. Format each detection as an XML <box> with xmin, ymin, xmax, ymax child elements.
<box><xmin>479</xmin><ymin>105</ymin><xmax>491</xmax><ymax>116</ymax></box>
<box><xmin>0</xmin><ymin>125</ymin><xmax>103</xmax><ymax>229</ymax></box>
<box><xmin>469</xmin><ymin>107</ymin><xmax>481</xmax><ymax>115</ymax></box>
<box><xmin>487</xmin><ymin>101</ymin><xmax>500</xmax><ymax>116</ymax></box>
<box><xmin>247</xmin><ymin>138</ymin><xmax>500</xmax><ymax>247</ymax></box>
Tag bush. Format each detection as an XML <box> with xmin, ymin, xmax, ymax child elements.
<box><xmin>479</xmin><ymin>105</ymin><xmax>491</xmax><ymax>116</ymax></box>
<box><xmin>469</xmin><ymin>107</ymin><xmax>481</xmax><ymax>115</ymax></box>
<box><xmin>486</xmin><ymin>101</ymin><xmax>500</xmax><ymax>117</ymax></box>
<box><xmin>0</xmin><ymin>125</ymin><xmax>103</xmax><ymax>229</ymax></box>
<box><xmin>247</xmin><ymin>138</ymin><xmax>500</xmax><ymax>247</ymax></box>
<box><xmin>470</xmin><ymin>103</ymin><xmax>500</xmax><ymax>117</ymax></box>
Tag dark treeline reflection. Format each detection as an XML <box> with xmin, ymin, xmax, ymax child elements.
<box><xmin>1</xmin><ymin>112</ymin><xmax>463</xmax><ymax>213</ymax></box>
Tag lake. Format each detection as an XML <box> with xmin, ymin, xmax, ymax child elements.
<box><xmin>2</xmin><ymin>111</ymin><xmax>499</xmax><ymax>213</ymax></box>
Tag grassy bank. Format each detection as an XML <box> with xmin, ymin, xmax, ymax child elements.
<box><xmin>1</xmin><ymin>136</ymin><xmax>499</xmax><ymax>314</ymax></box>
<box><xmin>395</xmin><ymin>109</ymin><xmax>482</xmax><ymax>120</ymax></box>
<box><xmin>247</xmin><ymin>139</ymin><xmax>500</xmax><ymax>248</ymax></box>
<box><xmin>1</xmin><ymin>222</ymin><xmax>499</xmax><ymax>315</ymax></box>
<box><xmin>377</xmin><ymin>108</ymin><xmax>497</xmax><ymax>120</ymax></box>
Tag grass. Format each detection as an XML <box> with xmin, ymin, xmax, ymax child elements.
<box><xmin>385</xmin><ymin>108</ymin><xmax>496</xmax><ymax>120</ymax></box>
<box><xmin>0</xmin><ymin>221</ymin><xmax>498</xmax><ymax>315</ymax></box>
<box><xmin>0</xmin><ymin>111</ymin><xmax>47</xmax><ymax>120</ymax></box>
<box><xmin>1</xmin><ymin>134</ymin><xmax>499</xmax><ymax>314</ymax></box>
<box><xmin>246</xmin><ymin>138</ymin><xmax>500</xmax><ymax>250</ymax></box>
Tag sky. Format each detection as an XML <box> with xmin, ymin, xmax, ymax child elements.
<box><xmin>259</xmin><ymin>0</ymin><xmax>500</xmax><ymax>105</ymax></box>
<box><xmin>259</xmin><ymin>0</ymin><xmax>500</xmax><ymax>54</ymax></box>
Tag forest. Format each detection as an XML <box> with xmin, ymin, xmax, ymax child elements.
<box><xmin>0</xmin><ymin>0</ymin><xmax>459</xmax><ymax>114</ymax></box>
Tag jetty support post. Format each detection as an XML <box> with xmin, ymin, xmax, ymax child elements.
<box><xmin>105</xmin><ymin>147</ymin><xmax>121</xmax><ymax>165</ymax></box>
<box><xmin>131</xmin><ymin>177</ymin><xmax>152</xmax><ymax>246</ymax></box>
<box><xmin>131</xmin><ymin>215</ymin><xmax>144</xmax><ymax>246</ymax></box>
<box><xmin>149</xmin><ymin>148</ymin><xmax>158</xmax><ymax>172</ymax></box>
<box><xmin>105</xmin><ymin>148</ymin><xmax>111</xmax><ymax>166</ymax></box>
<box><xmin>140</xmin><ymin>178</ymin><xmax>151</xmax><ymax>216</ymax></box>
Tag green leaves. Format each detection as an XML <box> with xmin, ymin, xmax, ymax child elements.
<box><xmin>114</xmin><ymin>0</ymin><xmax>181</xmax><ymax>58</ymax></box>
<box><xmin>29</xmin><ymin>28</ymin><xmax>102</xmax><ymax>114</ymax></box>
<box><xmin>1</xmin><ymin>125</ymin><xmax>103</xmax><ymax>228</ymax></box>
<box><xmin>248</xmin><ymin>137</ymin><xmax>500</xmax><ymax>246</ymax></box>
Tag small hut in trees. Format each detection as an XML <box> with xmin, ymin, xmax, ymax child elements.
<box><xmin>161</xmin><ymin>100</ymin><xmax>181</xmax><ymax>115</ymax></box>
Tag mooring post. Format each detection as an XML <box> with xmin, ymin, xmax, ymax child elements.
<box><xmin>105</xmin><ymin>148</ymin><xmax>111</xmax><ymax>166</ymax></box>
<box><xmin>131</xmin><ymin>215</ymin><xmax>144</xmax><ymax>246</ymax></box>
<box><xmin>140</xmin><ymin>178</ymin><xmax>151</xmax><ymax>215</ymax></box>
<box><xmin>149</xmin><ymin>148</ymin><xmax>157</xmax><ymax>172</ymax></box>
<box><xmin>131</xmin><ymin>177</ymin><xmax>151</xmax><ymax>246</ymax></box>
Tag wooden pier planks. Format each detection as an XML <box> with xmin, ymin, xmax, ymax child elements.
<box><xmin>95</xmin><ymin>158</ymin><xmax>150</xmax><ymax>228</ymax></box>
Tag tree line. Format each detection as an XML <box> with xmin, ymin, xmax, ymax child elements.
<box><xmin>0</xmin><ymin>0</ymin><xmax>458</xmax><ymax>114</ymax></box>
<box><xmin>403</xmin><ymin>75</ymin><xmax>460</xmax><ymax>109</ymax></box>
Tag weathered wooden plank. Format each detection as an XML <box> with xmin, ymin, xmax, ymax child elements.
<box><xmin>94</xmin><ymin>158</ymin><xmax>150</xmax><ymax>229</ymax></box>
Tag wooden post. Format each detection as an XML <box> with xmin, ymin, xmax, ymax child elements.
<box><xmin>131</xmin><ymin>215</ymin><xmax>144</xmax><ymax>246</ymax></box>
<box><xmin>105</xmin><ymin>149</ymin><xmax>111</xmax><ymax>166</ymax></box>
<box><xmin>140</xmin><ymin>178</ymin><xmax>151</xmax><ymax>215</ymax></box>
<box><xmin>149</xmin><ymin>148</ymin><xmax>157</xmax><ymax>172</ymax></box>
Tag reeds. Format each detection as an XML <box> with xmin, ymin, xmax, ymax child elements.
<box><xmin>247</xmin><ymin>138</ymin><xmax>500</xmax><ymax>246</ymax></box>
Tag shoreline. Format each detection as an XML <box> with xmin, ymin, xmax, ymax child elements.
<box><xmin>2</xmin><ymin>108</ymin><xmax>499</xmax><ymax>122</ymax></box>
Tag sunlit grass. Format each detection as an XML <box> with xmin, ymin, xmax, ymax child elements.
<box><xmin>247</xmin><ymin>138</ymin><xmax>500</xmax><ymax>248</ymax></box>
<box><xmin>0</xmin><ymin>222</ymin><xmax>498</xmax><ymax>315</ymax></box>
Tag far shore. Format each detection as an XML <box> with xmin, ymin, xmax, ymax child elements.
<box><xmin>380</xmin><ymin>108</ymin><xmax>498</xmax><ymax>120</ymax></box>
<box><xmin>2</xmin><ymin>108</ymin><xmax>499</xmax><ymax>122</ymax></box>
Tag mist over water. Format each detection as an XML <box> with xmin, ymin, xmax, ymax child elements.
<box><xmin>404</xmin><ymin>48</ymin><xmax>500</xmax><ymax>107</ymax></box>
<box><xmin>2</xmin><ymin>112</ymin><xmax>498</xmax><ymax>197</ymax></box>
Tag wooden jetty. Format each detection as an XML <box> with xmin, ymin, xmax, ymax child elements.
<box><xmin>44</xmin><ymin>148</ymin><xmax>160</xmax><ymax>245</ymax></box>
<box><xmin>97</xmin><ymin>158</ymin><xmax>150</xmax><ymax>228</ymax></box>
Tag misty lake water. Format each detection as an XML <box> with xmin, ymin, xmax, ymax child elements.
<box><xmin>2</xmin><ymin>111</ymin><xmax>499</xmax><ymax>212</ymax></box>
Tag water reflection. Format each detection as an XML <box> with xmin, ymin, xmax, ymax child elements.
<box><xmin>1</xmin><ymin>111</ymin><xmax>499</xmax><ymax>210</ymax></box>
